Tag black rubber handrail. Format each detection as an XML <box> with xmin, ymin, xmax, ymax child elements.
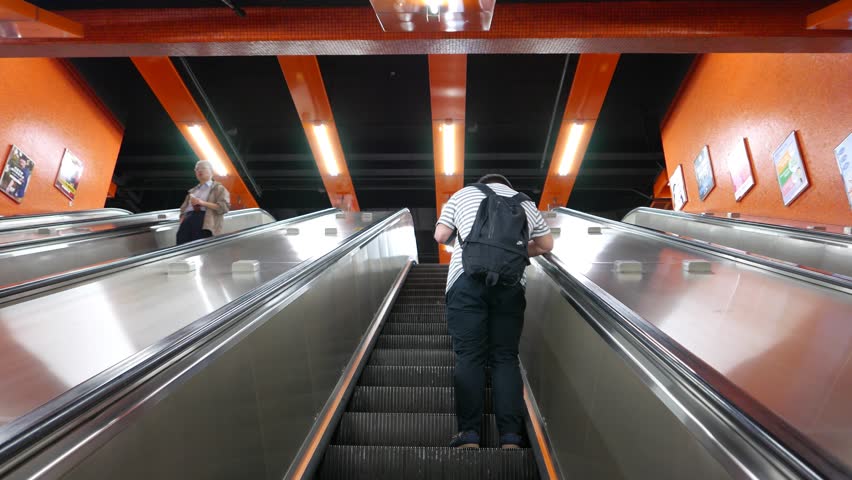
<box><xmin>626</xmin><ymin>206</ymin><xmax>852</xmax><ymax>245</ymax></box>
<box><xmin>534</xmin><ymin>253</ymin><xmax>841</xmax><ymax>479</ymax></box>
<box><xmin>557</xmin><ymin>207</ymin><xmax>852</xmax><ymax>294</ymax></box>
<box><xmin>0</xmin><ymin>208</ymin><xmax>333</xmax><ymax>305</ymax></box>
<box><xmin>0</xmin><ymin>208</ymin><xmax>410</xmax><ymax>468</ymax></box>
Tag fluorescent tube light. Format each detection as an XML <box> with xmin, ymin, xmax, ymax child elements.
<box><xmin>557</xmin><ymin>122</ymin><xmax>586</xmax><ymax>176</ymax></box>
<box><xmin>442</xmin><ymin>122</ymin><xmax>455</xmax><ymax>175</ymax></box>
<box><xmin>312</xmin><ymin>123</ymin><xmax>340</xmax><ymax>177</ymax></box>
<box><xmin>186</xmin><ymin>124</ymin><xmax>228</xmax><ymax>176</ymax></box>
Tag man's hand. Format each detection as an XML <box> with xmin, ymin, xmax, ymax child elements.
<box><xmin>527</xmin><ymin>234</ymin><xmax>554</xmax><ymax>257</ymax></box>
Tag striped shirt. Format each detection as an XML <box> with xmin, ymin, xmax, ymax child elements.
<box><xmin>437</xmin><ymin>183</ymin><xmax>551</xmax><ymax>292</ymax></box>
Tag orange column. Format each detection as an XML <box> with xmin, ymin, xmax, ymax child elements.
<box><xmin>277</xmin><ymin>56</ymin><xmax>359</xmax><ymax>211</ymax></box>
<box><xmin>131</xmin><ymin>57</ymin><xmax>258</xmax><ymax>209</ymax></box>
<box><xmin>429</xmin><ymin>54</ymin><xmax>466</xmax><ymax>264</ymax></box>
<box><xmin>539</xmin><ymin>54</ymin><xmax>619</xmax><ymax>211</ymax></box>
<box><xmin>807</xmin><ymin>0</ymin><xmax>852</xmax><ymax>30</ymax></box>
<box><xmin>0</xmin><ymin>0</ymin><xmax>82</xmax><ymax>38</ymax></box>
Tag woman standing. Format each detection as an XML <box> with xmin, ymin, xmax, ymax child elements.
<box><xmin>176</xmin><ymin>160</ymin><xmax>230</xmax><ymax>245</ymax></box>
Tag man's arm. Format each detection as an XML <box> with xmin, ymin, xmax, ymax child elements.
<box><xmin>527</xmin><ymin>233</ymin><xmax>553</xmax><ymax>257</ymax></box>
<box><xmin>434</xmin><ymin>224</ymin><xmax>455</xmax><ymax>245</ymax></box>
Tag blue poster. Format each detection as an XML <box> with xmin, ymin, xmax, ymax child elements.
<box><xmin>0</xmin><ymin>145</ymin><xmax>35</xmax><ymax>204</ymax></box>
<box><xmin>693</xmin><ymin>145</ymin><xmax>715</xmax><ymax>201</ymax></box>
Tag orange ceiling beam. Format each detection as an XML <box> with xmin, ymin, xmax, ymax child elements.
<box><xmin>131</xmin><ymin>57</ymin><xmax>258</xmax><ymax>209</ymax></box>
<box><xmin>278</xmin><ymin>56</ymin><xmax>359</xmax><ymax>212</ymax></box>
<box><xmin>429</xmin><ymin>54</ymin><xmax>466</xmax><ymax>264</ymax></box>
<box><xmin>1</xmin><ymin>2</ymin><xmax>848</xmax><ymax>56</ymax></box>
<box><xmin>539</xmin><ymin>54</ymin><xmax>620</xmax><ymax>211</ymax></box>
<box><xmin>0</xmin><ymin>0</ymin><xmax>82</xmax><ymax>39</ymax></box>
<box><xmin>807</xmin><ymin>0</ymin><xmax>852</xmax><ymax>30</ymax></box>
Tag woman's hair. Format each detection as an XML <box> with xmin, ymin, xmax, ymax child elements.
<box><xmin>195</xmin><ymin>160</ymin><xmax>214</xmax><ymax>173</ymax></box>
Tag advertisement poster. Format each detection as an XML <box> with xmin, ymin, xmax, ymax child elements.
<box><xmin>669</xmin><ymin>164</ymin><xmax>688</xmax><ymax>211</ymax></box>
<box><xmin>773</xmin><ymin>131</ymin><xmax>809</xmax><ymax>206</ymax></box>
<box><xmin>835</xmin><ymin>133</ymin><xmax>852</xmax><ymax>210</ymax></box>
<box><xmin>0</xmin><ymin>145</ymin><xmax>35</xmax><ymax>204</ymax></box>
<box><xmin>693</xmin><ymin>145</ymin><xmax>715</xmax><ymax>201</ymax></box>
<box><xmin>54</xmin><ymin>149</ymin><xmax>84</xmax><ymax>201</ymax></box>
<box><xmin>728</xmin><ymin>138</ymin><xmax>756</xmax><ymax>201</ymax></box>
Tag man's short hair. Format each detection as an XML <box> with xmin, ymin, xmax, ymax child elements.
<box><xmin>195</xmin><ymin>160</ymin><xmax>213</xmax><ymax>172</ymax></box>
<box><xmin>476</xmin><ymin>174</ymin><xmax>513</xmax><ymax>188</ymax></box>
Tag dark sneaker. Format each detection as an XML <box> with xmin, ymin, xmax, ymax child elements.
<box><xmin>449</xmin><ymin>431</ymin><xmax>480</xmax><ymax>448</ymax></box>
<box><xmin>500</xmin><ymin>433</ymin><xmax>523</xmax><ymax>449</ymax></box>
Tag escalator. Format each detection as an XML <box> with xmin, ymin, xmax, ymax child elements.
<box><xmin>2</xmin><ymin>208</ymin><xmax>848</xmax><ymax>479</ymax></box>
<box><xmin>316</xmin><ymin>264</ymin><xmax>538</xmax><ymax>479</ymax></box>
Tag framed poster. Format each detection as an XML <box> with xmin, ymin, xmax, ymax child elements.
<box><xmin>0</xmin><ymin>145</ymin><xmax>35</xmax><ymax>204</ymax></box>
<box><xmin>728</xmin><ymin>138</ymin><xmax>756</xmax><ymax>201</ymax></box>
<box><xmin>834</xmin><ymin>133</ymin><xmax>852</xmax><ymax>210</ymax></box>
<box><xmin>669</xmin><ymin>164</ymin><xmax>688</xmax><ymax>211</ymax></box>
<box><xmin>54</xmin><ymin>149</ymin><xmax>84</xmax><ymax>201</ymax></box>
<box><xmin>693</xmin><ymin>145</ymin><xmax>715</xmax><ymax>201</ymax></box>
<box><xmin>773</xmin><ymin>131</ymin><xmax>809</xmax><ymax>206</ymax></box>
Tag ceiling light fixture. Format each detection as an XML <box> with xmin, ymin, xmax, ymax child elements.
<box><xmin>312</xmin><ymin>122</ymin><xmax>340</xmax><ymax>177</ymax></box>
<box><xmin>557</xmin><ymin>122</ymin><xmax>586</xmax><ymax>176</ymax></box>
<box><xmin>186</xmin><ymin>124</ymin><xmax>228</xmax><ymax>176</ymax></box>
<box><xmin>427</xmin><ymin>0</ymin><xmax>442</xmax><ymax>14</ymax></box>
<box><xmin>441</xmin><ymin>121</ymin><xmax>455</xmax><ymax>176</ymax></box>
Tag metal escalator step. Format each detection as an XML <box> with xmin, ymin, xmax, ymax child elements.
<box><xmin>394</xmin><ymin>296</ymin><xmax>445</xmax><ymax>305</ymax></box>
<box><xmin>333</xmin><ymin>413</ymin><xmax>499</xmax><ymax>447</ymax></box>
<box><xmin>392</xmin><ymin>304</ymin><xmax>447</xmax><ymax>314</ymax></box>
<box><xmin>368</xmin><ymin>349</ymin><xmax>454</xmax><ymax>366</ymax></box>
<box><xmin>381</xmin><ymin>323</ymin><xmax>449</xmax><ymax>335</ymax></box>
<box><xmin>349</xmin><ymin>387</ymin><xmax>493</xmax><ymax>414</ymax></box>
<box><xmin>318</xmin><ymin>446</ymin><xmax>536</xmax><ymax>480</ymax></box>
<box><xmin>387</xmin><ymin>313</ymin><xmax>446</xmax><ymax>323</ymax></box>
<box><xmin>375</xmin><ymin>335</ymin><xmax>452</xmax><ymax>350</ymax></box>
<box><xmin>359</xmin><ymin>366</ymin><xmax>453</xmax><ymax>387</ymax></box>
<box><xmin>399</xmin><ymin>288</ymin><xmax>447</xmax><ymax>296</ymax></box>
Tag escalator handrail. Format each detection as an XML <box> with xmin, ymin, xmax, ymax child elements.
<box><xmin>0</xmin><ymin>208</ymin><xmax>134</xmax><ymax>232</ymax></box>
<box><xmin>0</xmin><ymin>208</ymin><xmax>413</xmax><ymax>469</ymax></box>
<box><xmin>0</xmin><ymin>208</ymin><xmax>329</xmax><ymax>306</ymax></box>
<box><xmin>533</xmin><ymin>252</ymin><xmax>839</xmax><ymax>479</ymax></box>
<box><xmin>0</xmin><ymin>207</ymin><xmax>266</xmax><ymax>252</ymax></box>
<box><xmin>625</xmin><ymin>206</ymin><xmax>852</xmax><ymax>246</ymax></box>
<box><xmin>556</xmin><ymin>207</ymin><xmax>852</xmax><ymax>294</ymax></box>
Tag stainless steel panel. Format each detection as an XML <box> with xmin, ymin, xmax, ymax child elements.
<box><xmin>0</xmin><ymin>210</ymin><xmax>381</xmax><ymax>429</ymax></box>
<box><xmin>624</xmin><ymin>207</ymin><xmax>852</xmax><ymax>278</ymax></box>
<box><xmin>551</xmin><ymin>210</ymin><xmax>852</xmax><ymax>470</ymax></box>
<box><xmin>6</xmin><ymin>212</ymin><xmax>417</xmax><ymax>480</ymax></box>
<box><xmin>522</xmin><ymin>265</ymin><xmax>731</xmax><ymax>479</ymax></box>
<box><xmin>0</xmin><ymin>209</ymin><xmax>180</xmax><ymax>247</ymax></box>
<box><xmin>0</xmin><ymin>208</ymin><xmax>274</xmax><ymax>291</ymax></box>
<box><xmin>0</xmin><ymin>209</ymin><xmax>131</xmax><ymax>233</ymax></box>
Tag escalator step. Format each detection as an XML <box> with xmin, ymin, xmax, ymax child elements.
<box><xmin>317</xmin><ymin>446</ymin><xmax>536</xmax><ymax>480</ymax></box>
<box><xmin>394</xmin><ymin>296</ymin><xmax>446</xmax><ymax>305</ymax></box>
<box><xmin>387</xmin><ymin>313</ymin><xmax>446</xmax><ymax>323</ymax></box>
<box><xmin>392</xmin><ymin>304</ymin><xmax>447</xmax><ymax>314</ymax></box>
<box><xmin>368</xmin><ymin>349</ymin><xmax>454</xmax><ymax>366</ymax></box>
<box><xmin>333</xmin><ymin>413</ymin><xmax>499</xmax><ymax>447</ymax></box>
<box><xmin>381</xmin><ymin>323</ymin><xmax>449</xmax><ymax>335</ymax></box>
<box><xmin>375</xmin><ymin>335</ymin><xmax>453</xmax><ymax>350</ymax></box>
<box><xmin>399</xmin><ymin>289</ymin><xmax>447</xmax><ymax>296</ymax></box>
<box><xmin>349</xmin><ymin>386</ymin><xmax>492</xmax><ymax>414</ymax></box>
<box><xmin>359</xmin><ymin>366</ymin><xmax>453</xmax><ymax>387</ymax></box>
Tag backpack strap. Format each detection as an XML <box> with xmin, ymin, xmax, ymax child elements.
<box><xmin>471</xmin><ymin>183</ymin><xmax>496</xmax><ymax>196</ymax></box>
<box><xmin>512</xmin><ymin>192</ymin><xmax>531</xmax><ymax>203</ymax></box>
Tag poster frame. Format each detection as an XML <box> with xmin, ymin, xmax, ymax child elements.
<box><xmin>0</xmin><ymin>145</ymin><xmax>35</xmax><ymax>204</ymax></box>
<box><xmin>54</xmin><ymin>148</ymin><xmax>84</xmax><ymax>201</ymax></box>
<box><xmin>669</xmin><ymin>164</ymin><xmax>688</xmax><ymax>211</ymax></box>
<box><xmin>772</xmin><ymin>130</ymin><xmax>810</xmax><ymax>207</ymax></box>
<box><xmin>693</xmin><ymin>145</ymin><xmax>716</xmax><ymax>201</ymax></box>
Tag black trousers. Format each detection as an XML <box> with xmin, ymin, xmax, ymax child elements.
<box><xmin>446</xmin><ymin>273</ymin><xmax>526</xmax><ymax>436</ymax></box>
<box><xmin>176</xmin><ymin>210</ymin><xmax>212</xmax><ymax>245</ymax></box>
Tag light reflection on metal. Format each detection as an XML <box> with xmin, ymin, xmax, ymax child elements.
<box><xmin>370</xmin><ymin>0</ymin><xmax>495</xmax><ymax>32</ymax></box>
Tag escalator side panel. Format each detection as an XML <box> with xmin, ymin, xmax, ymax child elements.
<box><xmin>521</xmin><ymin>266</ymin><xmax>732</xmax><ymax>480</ymax></box>
<box><xmin>7</xmin><ymin>219</ymin><xmax>416</xmax><ymax>480</ymax></box>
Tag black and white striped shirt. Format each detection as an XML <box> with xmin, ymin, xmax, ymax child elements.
<box><xmin>436</xmin><ymin>183</ymin><xmax>551</xmax><ymax>292</ymax></box>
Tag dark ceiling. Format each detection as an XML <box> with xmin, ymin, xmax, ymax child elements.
<box><xmin>70</xmin><ymin>53</ymin><xmax>693</xmax><ymax>262</ymax></box>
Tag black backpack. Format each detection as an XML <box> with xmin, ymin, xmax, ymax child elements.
<box><xmin>460</xmin><ymin>183</ymin><xmax>531</xmax><ymax>287</ymax></box>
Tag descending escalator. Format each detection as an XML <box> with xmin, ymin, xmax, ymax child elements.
<box><xmin>316</xmin><ymin>264</ymin><xmax>539</xmax><ymax>479</ymax></box>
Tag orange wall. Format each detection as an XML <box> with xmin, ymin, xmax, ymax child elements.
<box><xmin>662</xmin><ymin>54</ymin><xmax>852</xmax><ymax>227</ymax></box>
<box><xmin>0</xmin><ymin>58</ymin><xmax>123</xmax><ymax>216</ymax></box>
